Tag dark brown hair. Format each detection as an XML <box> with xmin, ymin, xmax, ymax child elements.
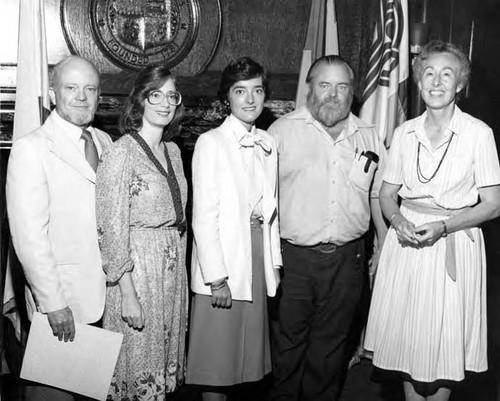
<box><xmin>119</xmin><ymin>65</ymin><xmax>184</xmax><ymax>139</ymax></box>
<box><xmin>218</xmin><ymin>57</ymin><xmax>269</xmax><ymax>103</ymax></box>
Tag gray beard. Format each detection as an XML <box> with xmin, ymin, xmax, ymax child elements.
<box><xmin>64</xmin><ymin>111</ymin><xmax>94</xmax><ymax>128</ymax></box>
<box><xmin>308</xmin><ymin>99</ymin><xmax>350</xmax><ymax>128</ymax></box>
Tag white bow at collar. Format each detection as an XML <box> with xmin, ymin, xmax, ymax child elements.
<box><xmin>239</xmin><ymin>133</ymin><xmax>272</xmax><ymax>154</ymax></box>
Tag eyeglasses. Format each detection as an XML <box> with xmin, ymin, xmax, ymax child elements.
<box><xmin>147</xmin><ymin>90</ymin><xmax>182</xmax><ymax>106</ymax></box>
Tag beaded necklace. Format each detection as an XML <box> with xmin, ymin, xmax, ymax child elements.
<box><xmin>416</xmin><ymin>135</ymin><xmax>453</xmax><ymax>184</ymax></box>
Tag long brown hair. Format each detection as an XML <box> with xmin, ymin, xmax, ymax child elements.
<box><xmin>120</xmin><ymin>65</ymin><xmax>184</xmax><ymax>140</ymax></box>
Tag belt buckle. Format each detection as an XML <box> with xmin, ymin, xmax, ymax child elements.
<box><xmin>317</xmin><ymin>243</ymin><xmax>337</xmax><ymax>253</ymax></box>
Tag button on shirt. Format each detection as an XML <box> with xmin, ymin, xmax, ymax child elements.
<box><xmin>52</xmin><ymin>110</ymin><xmax>103</xmax><ymax>159</ymax></box>
<box><xmin>268</xmin><ymin>107</ymin><xmax>385</xmax><ymax>246</ymax></box>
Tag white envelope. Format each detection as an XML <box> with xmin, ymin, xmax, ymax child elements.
<box><xmin>21</xmin><ymin>312</ymin><xmax>123</xmax><ymax>400</ymax></box>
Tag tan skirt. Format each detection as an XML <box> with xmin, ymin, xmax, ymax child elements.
<box><xmin>186</xmin><ymin>220</ymin><xmax>271</xmax><ymax>386</ymax></box>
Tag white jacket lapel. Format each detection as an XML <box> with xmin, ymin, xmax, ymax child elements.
<box><xmin>45</xmin><ymin>119</ymin><xmax>96</xmax><ymax>183</ymax></box>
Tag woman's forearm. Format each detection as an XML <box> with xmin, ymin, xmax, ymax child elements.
<box><xmin>380</xmin><ymin>184</ymin><xmax>402</xmax><ymax>224</ymax></box>
<box><xmin>370</xmin><ymin>197</ymin><xmax>388</xmax><ymax>249</ymax></box>
<box><xmin>445</xmin><ymin>186</ymin><xmax>500</xmax><ymax>233</ymax></box>
<box><xmin>118</xmin><ymin>272</ymin><xmax>137</xmax><ymax>297</ymax></box>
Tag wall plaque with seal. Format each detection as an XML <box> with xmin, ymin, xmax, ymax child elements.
<box><xmin>91</xmin><ymin>0</ymin><xmax>199</xmax><ymax>70</ymax></box>
<box><xmin>61</xmin><ymin>0</ymin><xmax>221</xmax><ymax>76</ymax></box>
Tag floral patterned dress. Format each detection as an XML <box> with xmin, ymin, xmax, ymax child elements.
<box><xmin>96</xmin><ymin>134</ymin><xmax>188</xmax><ymax>400</ymax></box>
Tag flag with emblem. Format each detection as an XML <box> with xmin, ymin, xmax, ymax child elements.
<box><xmin>359</xmin><ymin>0</ymin><xmax>409</xmax><ymax>147</ymax></box>
<box><xmin>295</xmin><ymin>0</ymin><xmax>339</xmax><ymax>109</ymax></box>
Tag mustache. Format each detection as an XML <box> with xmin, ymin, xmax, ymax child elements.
<box><xmin>319</xmin><ymin>98</ymin><xmax>340</xmax><ymax>107</ymax></box>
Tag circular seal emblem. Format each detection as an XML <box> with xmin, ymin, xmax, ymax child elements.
<box><xmin>90</xmin><ymin>0</ymin><xmax>199</xmax><ymax>70</ymax></box>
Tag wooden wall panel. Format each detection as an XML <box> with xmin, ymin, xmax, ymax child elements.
<box><xmin>207</xmin><ymin>0</ymin><xmax>309</xmax><ymax>74</ymax></box>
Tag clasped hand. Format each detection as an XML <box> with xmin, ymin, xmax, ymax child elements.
<box><xmin>393</xmin><ymin>216</ymin><xmax>445</xmax><ymax>247</ymax></box>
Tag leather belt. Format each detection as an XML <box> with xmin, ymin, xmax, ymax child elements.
<box><xmin>283</xmin><ymin>236</ymin><xmax>364</xmax><ymax>254</ymax></box>
<box><xmin>306</xmin><ymin>243</ymin><xmax>339</xmax><ymax>253</ymax></box>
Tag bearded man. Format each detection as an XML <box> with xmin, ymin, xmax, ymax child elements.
<box><xmin>268</xmin><ymin>55</ymin><xmax>387</xmax><ymax>401</ymax></box>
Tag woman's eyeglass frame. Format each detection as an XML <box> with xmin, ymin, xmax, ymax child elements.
<box><xmin>146</xmin><ymin>90</ymin><xmax>182</xmax><ymax>106</ymax></box>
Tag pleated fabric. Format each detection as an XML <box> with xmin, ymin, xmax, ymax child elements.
<box><xmin>364</xmin><ymin>204</ymin><xmax>487</xmax><ymax>382</ymax></box>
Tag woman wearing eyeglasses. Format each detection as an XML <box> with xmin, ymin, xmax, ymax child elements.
<box><xmin>96</xmin><ymin>65</ymin><xmax>188</xmax><ymax>400</ymax></box>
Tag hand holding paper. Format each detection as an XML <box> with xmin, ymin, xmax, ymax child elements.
<box><xmin>47</xmin><ymin>306</ymin><xmax>75</xmax><ymax>342</ymax></box>
<box><xmin>21</xmin><ymin>312</ymin><xmax>123</xmax><ymax>401</ymax></box>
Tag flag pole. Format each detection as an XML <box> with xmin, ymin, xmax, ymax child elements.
<box><xmin>448</xmin><ymin>0</ymin><xmax>455</xmax><ymax>43</ymax></box>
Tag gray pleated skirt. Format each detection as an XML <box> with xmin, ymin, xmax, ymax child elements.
<box><xmin>186</xmin><ymin>220</ymin><xmax>271</xmax><ymax>386</ymax></box>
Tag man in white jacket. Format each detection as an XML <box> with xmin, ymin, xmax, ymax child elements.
<box><xmin>7</xmin><ymin>56</ymin><xmax>111</xmax><ymax>401</ymax></box>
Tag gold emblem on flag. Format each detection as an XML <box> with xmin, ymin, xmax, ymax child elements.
<box><xmin>90</xmin><ymin>0</ymin><xmax>199</xmax><ymax>70</ymax></box>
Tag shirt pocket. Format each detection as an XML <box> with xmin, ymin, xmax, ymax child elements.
<box><xmin>349</xmin><ymin>153</ymin><xmax>378</xmax><ymax>192</ymax></box>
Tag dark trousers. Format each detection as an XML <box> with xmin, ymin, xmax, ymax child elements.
<box><xmin>270</xmin><ymin>238</ymin><xmax>366</xmax><ymax>401</ymax></box>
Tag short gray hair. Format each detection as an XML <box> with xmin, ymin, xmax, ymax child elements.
<box><xmin>412</xmin><ymin>40</ymin><xmax>470</xmax><ymax>88</ymax></box>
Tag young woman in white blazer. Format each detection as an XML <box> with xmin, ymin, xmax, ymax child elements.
<box><xmin>186</xmin><ymin>57</ymin><xmax>282</xmax><ymax>401</ymax></box>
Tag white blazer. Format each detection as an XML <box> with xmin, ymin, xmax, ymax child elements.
<box><xmin>6</xmin><ymin>110</ymin><xmax>111</xmax><ymax>324</ymax></box>
<box><xmin>191</xmin><ymin>115</ymin><xmax>282</xmax><ymax>301</ymax></box>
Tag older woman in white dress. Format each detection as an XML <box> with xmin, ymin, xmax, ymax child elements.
<box><xmin>365</xmin><ymin>41</ymin><xmax>500</xmax><ymax>401</ymax></box>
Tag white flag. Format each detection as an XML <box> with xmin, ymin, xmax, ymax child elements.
<box><xmin>295</xmin><ymin>0</ymin><xmax>339</xmax><ymax>109</ymax></box>
<box><xmin>4</xmin><ymin>0</ymin><xmax>50</xmax><ymax>341</ymax></box>
<box><xmin>359</xmin><ymin>0</ymin><xmax>409</xmax><ymax>147</ymax></box>
<box><xmin>13</xmin><ymin>0</ymin><xmax>50</xmax><ymax>141</ymax></box>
